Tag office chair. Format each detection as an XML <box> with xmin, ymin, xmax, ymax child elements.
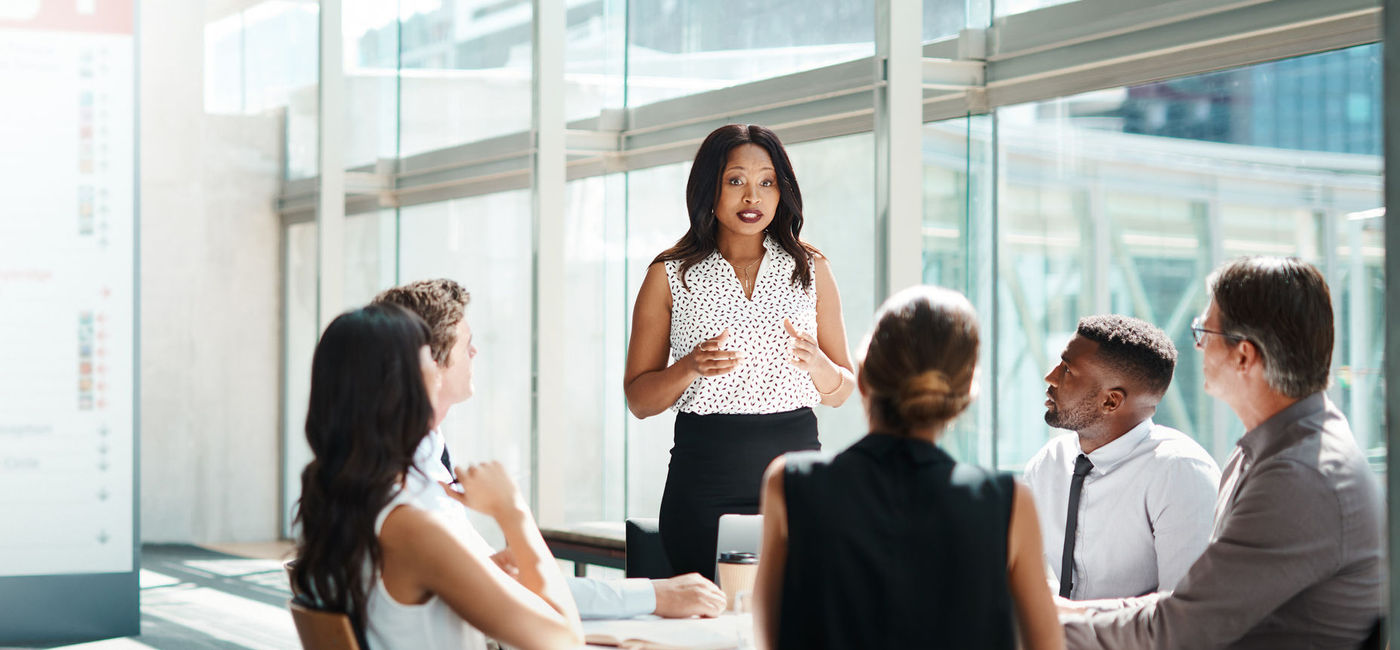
<box><xmin>625</xmin><ymin>517</ymin><xmax>674</xmax><ymax>578</ymax></box>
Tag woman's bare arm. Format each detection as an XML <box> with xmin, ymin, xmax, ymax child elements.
<box><xmin>753</xmin><ymin>455</ymin><xmax>789</xmax><ymax>650</ymax></box>
<box><xmin>1007</xmin><ymin>483</ymin><xmax>1066</xmax><ymax>650</ymax></box>
<box><xmin>379</xmin><ymin>506</ymin><xmax>583</xmax><ymax>650</ymax></box>
<box><xmin>811</xmin><ymin>255</ymin><xmax>855</xmax><ymax>406</ymax></box>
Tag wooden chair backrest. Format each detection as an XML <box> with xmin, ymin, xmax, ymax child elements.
<box><xmin>288</xmin><ymin>599</ymin><xmax>360</xmax><ymax>650</ymax></box>
<box><xmin>285</xmin><ymin>560</ymin><xmax>299</xmax><ymax>596</ymax></box>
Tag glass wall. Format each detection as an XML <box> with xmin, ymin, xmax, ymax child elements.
<box><xmin>786</xmin><ymin>133</ymin><xmax>878</xmax><ymax>455</ymax></box>
<box><xmin>204</xmin><ymin>1</ymin><xmax>319</xmax><ymax>177</ymax></box>
<box><xmin>278</xmin><ymin>1</ymin><xmax>1386</xmax><ymax>537</ymax></box>
<box><xmin>921</xmin><ymin>114</ymin><xmax>994</xmax><ymax>464</ymax></box>
<box><xmin>622</xmin><ymin>161</ymin><xmax>688</xmax><ymax>519</ymax></box>
<box><xmin>398</xmin><ymin>191</ymin><xmax>534</xmax><ymax>541</ymax></box>
<box><xmin>983</xmin><ymin>44</ymin><xmax>1384</xmax><ymax>472</ymax></box>
<box><xmin>559</xmin><ymin>173</ymin><xmax>629</xmax><ymax>523</ymax></box>
<box><xmin>625</xmin><ymin>0</ymin><xmax>875</xmax><ymax>108</ymax></box>
<box><xmin>393</xmin><ymin>2</ymin><xmax>534</xmax><ymax>157</ymax></box>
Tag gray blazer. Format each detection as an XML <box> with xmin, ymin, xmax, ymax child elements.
<box><xmin>1062</xmin><ymin>392</ymin><xmax>1384</xmax><ymax>650</ymax></box>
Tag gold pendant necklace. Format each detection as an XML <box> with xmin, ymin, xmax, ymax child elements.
<box><xmin>725</xmin><ymin>255</ymin><xmax>760</xmax><ymax>296</ymax></box>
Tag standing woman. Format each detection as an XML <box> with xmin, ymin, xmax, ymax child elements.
<box><xmin>624</xmin><ymin>124</ymin><xmax>856</xmax><ymax>581</ymax></box>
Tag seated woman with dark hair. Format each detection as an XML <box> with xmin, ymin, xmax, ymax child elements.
<box><xmin>290</xmin><ymin>303</ymin><xmax>582</xmax><ymax>650</ymax></box>
<box><xmin>753</xmin><ymin>286</ymin><xmax>1063</xmax><ymax>650</ymax></box>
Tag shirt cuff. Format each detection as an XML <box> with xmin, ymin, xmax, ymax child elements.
<box><xmin>567</xmin><ymin>577</ymin><xmax>656</xmax><ymax>620</ymax></box>
<box><xmin>617</xmin><ymin>578</ymin><xmax>656</xmax><ymax>618</ymax></box>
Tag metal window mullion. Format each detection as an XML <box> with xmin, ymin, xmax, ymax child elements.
<box><xmin>875</xmin><ymin>0</ymin><xmax>923</xmax><ymax>302</ymax></box>
<box><xmin>316</xmin><ymin>0</ymin><xmax>345</xmax><ymax>331</ymax></box>
<box><xmin>531</xmin><ymin>0</ymin><xmax>566</xmax><ymax>525</ymax></box>
<box><xmin>980</xmin><ymin>112</ymin><xmax>999</xmax><ymax>469</ymax></box>
<box><xmin>1204</xmin><ymin>195</ymin><xmax>1233</xmax><ymax>461</ymax></box>
<box><xmin>1380</xmin><ymin>3</ymin><xmax>1399</xmax><ymax>646</ymax></box>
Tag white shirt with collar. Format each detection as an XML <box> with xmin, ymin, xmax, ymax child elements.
<box><xmin>1023</xmin><ymin>418</ymin><xmax>1221</xmax><ymax>600</ymax></box>
<box><xmin>408</xmin><ymin>431</ymin><xmax>656</xmax><ymax>619</ymax></box>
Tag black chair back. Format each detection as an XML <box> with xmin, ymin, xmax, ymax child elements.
<box><xmin>625</xmin><ymin>517</ymin><xmax>674</xmax><ymax>579</ymax></box>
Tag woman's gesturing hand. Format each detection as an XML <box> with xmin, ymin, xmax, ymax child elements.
<box><xmin>687</xmin><ymin>328</ymin><xmax>745</xmax><ymax>377</ymax></box>
<box><xmin>441</xmin><ymin>461</ymin><xmax>528</xmax><ymax>522</ymax></box>
<box><xmin>784</xmin><ymin>318</ymin><xmax>839</xmax><ymax>392</ymax></box>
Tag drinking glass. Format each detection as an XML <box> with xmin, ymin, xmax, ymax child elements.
<box><xmin>734</xmin><ymin>590</ymin><xmax>755</xmax><ymax>650</ymax></box>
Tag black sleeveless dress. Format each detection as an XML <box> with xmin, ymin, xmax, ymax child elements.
<box><xmin>777</xmin><ymin>433</ymin><xmax>1016</xmax><ymax>650</ymax></box>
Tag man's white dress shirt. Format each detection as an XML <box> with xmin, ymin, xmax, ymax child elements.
<box><xmin>1023</xmin><ymin>419</ymin><xmax>1220</xmax><ymax>600</ymax></box>
<box><xmin>409</xmin><ymin>430</ymin><xmax>655</xmax><ymax>619</ymax></box>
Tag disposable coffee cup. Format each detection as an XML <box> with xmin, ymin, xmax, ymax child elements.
<box><xmin>717</xmin><ymin>551</ymin><xmax>758</xmax><ymax>611</ymax></box>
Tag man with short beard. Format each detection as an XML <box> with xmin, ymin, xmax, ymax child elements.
<box><xmin>1023</xmin><ymin>315</ymin><xmax>1219</xmax><ymax>601</ymax></box>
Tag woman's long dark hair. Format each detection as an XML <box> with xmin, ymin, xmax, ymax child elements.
<box><xmin>654</xmin><ymin>124</ymin><xmax>818</xmax><ymax>290</ymax></box>
<box><xmin>292</xmin><ymin>303</ymin><xmax>436</xmax><ymax>631</ymax></box>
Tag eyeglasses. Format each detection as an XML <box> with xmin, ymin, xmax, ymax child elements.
<box><xmin>1190</xmin><ymin>317</ymin><xmax>1243</xmax><ymax>347</ymax></box>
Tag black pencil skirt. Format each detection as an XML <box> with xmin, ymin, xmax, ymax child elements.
<box><xmin>658</xmin><ymin>408</ymin><xmax>820</xmax><ymax>582</ymax></box>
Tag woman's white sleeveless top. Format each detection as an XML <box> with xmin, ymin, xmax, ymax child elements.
<box><xmin>667</xmin><ymin>235</ymin><xmax>821</xmax><ymax>415</ymax></box>
<box><xmin>365</xmin><ymin>479</ymin><xmax>492</xmax><ymax>650</ymax></box>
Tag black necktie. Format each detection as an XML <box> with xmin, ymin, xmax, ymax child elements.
<box><xmin>1059</xmin><ymin>454</ymin><xmax>1094</xmax><ymax>598</ymax></box>
<box><xmin>440</xmin><ymin>447</ymin><xmax>453</xmax><ymax>475</ymax></box>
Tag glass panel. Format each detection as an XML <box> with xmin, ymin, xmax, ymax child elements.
<box><xmin>550</xmin><ymin>174</ymin><xmax>628</xmax><ymax>526</ymax></box>
<box><xmin>924</xmin><ymin>0</ymin><xmax>972</xmax><ymax>42</ymax></box>
<box><xmin>243</xmin><ymin>2</ymin><xmax>321</xmax><ymax>115</ymax></box>
<box><xmin>625</xmin><ymin>0</ymin><xmax>875</xmax><ymax>108</ymax></box>
<box><xmin>994</xmin><ymin>44</ymin><xmax>1383</xmax><ymax>473</ymax></box>
<box><xmin>343</xmin><ymin>1</ymin><xmax>401</xmax><ymax>167</ymax></box>
<box><xmin>996</xmin><ymin>0</ymin><xmax>1077</xmax><ymax>17</ymax></box>
<box><xmin>392</xmin><ymin>1</ymin><xmax>533</xmax><ymax>158</ymax></box>
<box><xmin>203</xmin><ymin>1</ymin><xmax>320</xmax><ymax>178</ymax></box>
<box><xmin>623</xmin><ymin>161</ymin><xmax>689</xmax><ymax>518</ymax></box>
<box><xmin>282</xmin><ymin>221</ymin><xmax>318</xmax><ymax>536</ymax></box>
<box><xmin>566</xmin><ymin>0</ymin><xmax>626</xmax><ymax>122</ymax></box>
<box><xmin>921</xmin><ymin>114</ymin><xmax>993</xmax><ymax>465</ymax></box>
<box><xmin>343</xmin><ymin>209</ymin><xmax>398</xmax><ymax>306</ymax></box>
<box><xmin>203</xmin><ymin>12</ymin><xmax>245</xmax><ymax>115</ymax></box>
<box><xmin>785</xmin><ymin>133</ymin><xmax>876</xmax><ymax>456</ymax></box>
<box><xmin>397</xmin><ymin>191</ymin><xmax>534</xmax><ymax>544</ymax></box>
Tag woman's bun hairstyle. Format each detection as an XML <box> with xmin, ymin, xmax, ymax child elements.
<box><xmin>860</xmin><ymin>286</ymin><xmax>980</xmax><ymax>434</ymax></box>
<box><xmin>895</xmin><ymin>369</ymin><xmax>975</xmax><ymax>429</ymax></box>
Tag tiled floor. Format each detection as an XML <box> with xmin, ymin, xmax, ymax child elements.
<box><xmin>22</xmin><ymin>544</ymin><xmax>301</xmax><ymax>650</ymax></box>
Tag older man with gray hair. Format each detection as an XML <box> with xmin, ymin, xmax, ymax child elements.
<box><xmin>1062</xmin><ymin>256</ymin><xmax>1383</xmax><ymax>649</ymax></box>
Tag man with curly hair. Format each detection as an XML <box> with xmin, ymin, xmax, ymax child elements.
<box><xmin>1024</xmin><ymin>314</ymin><xmax>1219</xmax><ymax>601</ymax></box>
<box><xmin>373</xmin><ymin>278</ymin><xmax>726</xmax><ymax>621</ymax></box>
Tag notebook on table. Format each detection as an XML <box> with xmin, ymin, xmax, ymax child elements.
<box><xmin>583</xmin><ymin>615</ymin><xmax>742</xmax><ymax>650</ymax></box>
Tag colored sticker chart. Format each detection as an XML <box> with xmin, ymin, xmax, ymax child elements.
<box><xmin>0</xmin><ymin>1</ymin><xmax>134</xmax><ymax>578</ymax></box>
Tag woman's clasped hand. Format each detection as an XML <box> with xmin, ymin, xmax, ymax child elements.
<box><xmin>686</xmin><ymin>328</ymin><xmax>746</xmax><ymax>376</ymax></box>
